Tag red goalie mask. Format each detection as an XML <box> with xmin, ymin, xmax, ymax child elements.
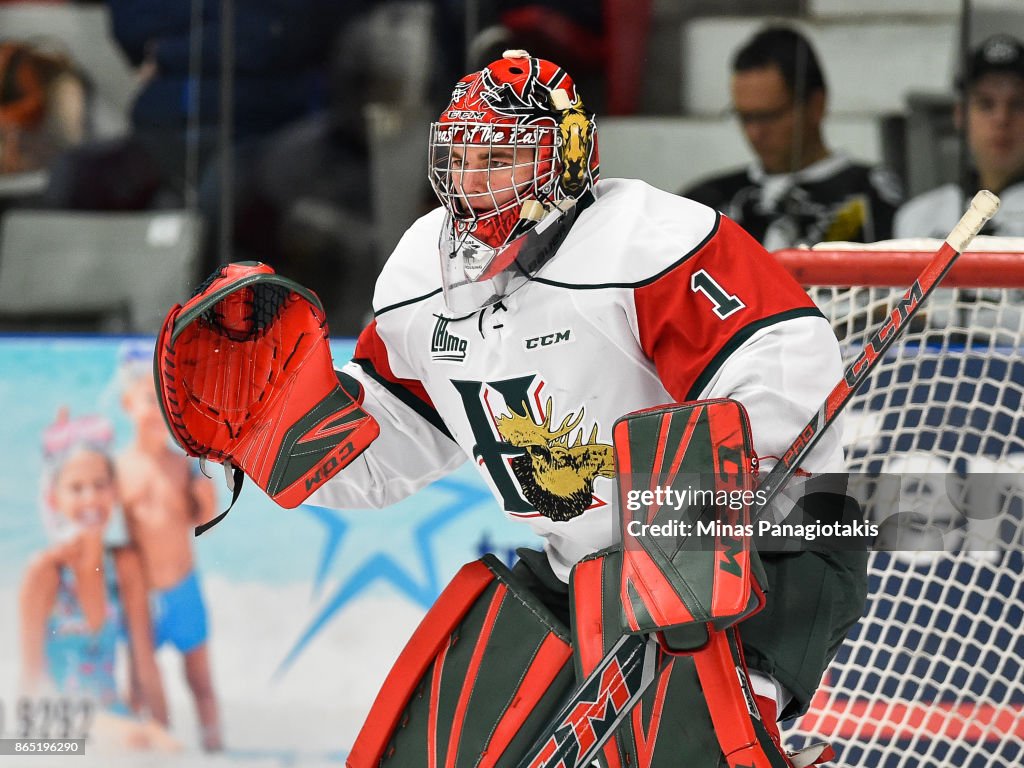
<box><xmin>429</xmin><ymin>50</ymin><xmax>600</xmax><ymax>314</ymax></box>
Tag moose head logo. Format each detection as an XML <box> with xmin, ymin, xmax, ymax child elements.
<box><xmin>557</xmin><ymin>105</ymin><xmax>594</xmax><ymax>197</ymax></box>
<box><xmin>496</xmin><ymin>398</ymin><xmax>614</xmax><ymax>522</ymax></box>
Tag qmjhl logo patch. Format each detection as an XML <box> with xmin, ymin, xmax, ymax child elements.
<box><xmin>431</xmin><ymin>315</ymin><xmax>468</xmax><ymax>363</ymax></box>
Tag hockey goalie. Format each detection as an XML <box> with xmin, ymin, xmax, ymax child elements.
<box><xmin>155</xmin><ymin>50</ymin><xmax>868</xmax><ymax>766</ymax></box>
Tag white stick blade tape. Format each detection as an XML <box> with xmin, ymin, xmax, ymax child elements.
<box><xmin>946</xmin><ymin>190</ymin><xmax>1000</xmax><ymax>252</ymax></box>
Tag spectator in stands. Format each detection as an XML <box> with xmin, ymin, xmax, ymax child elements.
<box><xmin>39</xmin><ymin>2</ymin><xmax>367</xmax><ymax>275</ymax></box>
<box><xmin>0</xmin><ymin>38</ymin><xmax>90</xmax><ymax>219</ymax></box>
<box><xmin>0</xmin><ymin>39</ymin><xmax>89</xmax><ymax>176</ymax></box>
<box><xmin>105</xmin><ymin>0</ymin><xmax>363</xmax><ymax>195</ymax></box>
<box><xmin>467</xmin><ymin>0</ymin><xmax>653</xmax><ymax>116</ymax></box>
<box><xmin>230</xmin><ymin>7</ymin><xmax>401</xmax><ymax>335</ymax></box>
<box><xmin>681</xmin><ymin>26</ymin><xmax>902</xmax><ymax>250</ymax></box>
<box><xmin>236</xmin><ymin>1</ymin><xmax>472</xmax><ymax>335</ymax></box>
<box><xmin>895</xmin><ymin>34</ymin><xmax>1024</xmax><ymax>238</ymax></box>
<box><xmin>468</xmin><ymin>1</ymin><xmax>607</xmax><ymax>111</ymax></box>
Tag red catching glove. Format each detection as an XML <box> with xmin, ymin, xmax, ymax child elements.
<box><xmin>155</xmin><ymin>262</ymin><xmax>379</xmax><ymax>533</ymax></box>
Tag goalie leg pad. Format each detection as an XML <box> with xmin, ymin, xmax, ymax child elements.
<box><xmin>612</xmin><ymin>400</ymin><xmax>766</xmax><ymax>639</ymax></box>
<box><xmin>571</xmin><ymin>550</ymin><xmax>831</xmax><ymax>768</ymax></box>
<box><xmin>348</xmin><ymin>554</ymin><xmax>575</xmax><ymax>768</ymax></box>
<box><xmin>571</xmin><ymin>548</ymin><xmax>721</xmax><ymax>768</ymax></box>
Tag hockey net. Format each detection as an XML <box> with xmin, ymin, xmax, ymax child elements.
<box><xmin>774</xmin><ymin>237</ymin><xmax>1024</xmax><ymax>768</ymax></box>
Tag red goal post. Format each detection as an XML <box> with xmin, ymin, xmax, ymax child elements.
<box><xmin>773</xmin><ymin>236</ymin><xmax>1024</xmax><ymax>287</ymax></box>
<box><xmin>770</xmin><ymin>237</ymin><xmax>1024</xmax><ymax>768</ymax></box>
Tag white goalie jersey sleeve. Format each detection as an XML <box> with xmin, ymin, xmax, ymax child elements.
<box><xmin>304</xmin><ymin>361</ymin><xmax>466</xmax><ymax>510</ymax></box>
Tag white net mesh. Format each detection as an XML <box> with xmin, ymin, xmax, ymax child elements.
<box><xmin>775</xmin><ymin>241</ymin><xmax>1024</xmax><ymax>768</ymax></box>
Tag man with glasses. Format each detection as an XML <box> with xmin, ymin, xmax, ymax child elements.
<box><xmin>682</xmin><ymin>26</ymin><xmax>902</xmax><ymax>250</ymax></box>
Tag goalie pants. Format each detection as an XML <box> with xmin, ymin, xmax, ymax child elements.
<box><xmin>348</xmin><ymin>541</ymin><xmax>867</xmax><ymax>767</ymax></box>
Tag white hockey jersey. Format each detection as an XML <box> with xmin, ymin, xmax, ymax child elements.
<box><xmin>310</xmin><ymin>178</ymin><xmax>846</xmax><ymax>581</ymax></box>
<box><xmin>895</xmin><ymin>180</ymin><xmax>1024</xmax><ymax>238</ymax></box>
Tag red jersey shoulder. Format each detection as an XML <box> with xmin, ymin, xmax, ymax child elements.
<box><xmin>633</xmin><ymin>214</ymin><xmax>823</xmax><ymax>401</ymax></box>
<box><xmin>637</xmin><ymin>214</ymin><xmax>815</xmax><ymax>329</ymax></box>
<box><xmin>681</xmin><ymin>214</ymin><xmax>818</xmax><ymax>317</ymax></box>
<box><xmin>354</xmin><ymin>320</ymin><xmax>436</xmax><ymax>409</ymax></box>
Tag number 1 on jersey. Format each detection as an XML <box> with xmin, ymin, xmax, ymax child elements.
<box><xmin>691</xmin><ymin>269</ymin><xmax>746</xmax><ymax>319</ymax></box>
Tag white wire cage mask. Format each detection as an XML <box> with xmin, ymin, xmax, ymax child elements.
<box><xmin>429</xmin><ymin>121</ymin><xmax>569</xmax><ymax>314</ymax></box>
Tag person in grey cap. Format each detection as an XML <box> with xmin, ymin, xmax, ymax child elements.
<box><xmin>895</xmin><ymin>34</ymin><xmax>1024</xmax><ymax>237</ymax></box>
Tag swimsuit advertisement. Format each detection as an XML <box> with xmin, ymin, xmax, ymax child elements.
<box><xmin>0</xmin><ymin>335</ymin><xmax>539</xmax><ymax>767</ymax></box>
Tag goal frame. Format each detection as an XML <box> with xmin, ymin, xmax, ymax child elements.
<box><xmin>772</xmin><ymin>240</ymin><xmax>1024</xmax><ymax>768</ymax></box>
<box><xmin>773</xmin><ymin>243</ymin><xmax>1024</xmax><ymax>288</ymax></box>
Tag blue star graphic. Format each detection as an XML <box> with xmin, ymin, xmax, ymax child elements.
<box><xmin>275</xmin><ymin>474</ymin><xmax>490</xmax><ymax>676</ymax></box>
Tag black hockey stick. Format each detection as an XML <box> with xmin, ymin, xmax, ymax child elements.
<box><xmin>517</xmin><ymin>190</ymin><xmax>1001</xmax><ymax>768</ymax></box>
